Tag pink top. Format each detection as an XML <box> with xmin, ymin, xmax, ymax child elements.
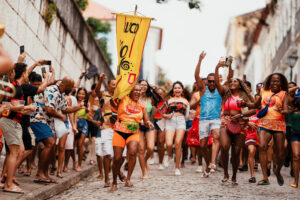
<box><xmin>222</xmin><ymin>96</ymin><xmax>241</xmax><ymax>111</ymax></box>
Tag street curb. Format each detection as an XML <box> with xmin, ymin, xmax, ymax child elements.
<box><xmin>18</xmin><ymin>165</ymin><xmax>97</xmax><ymax>200</ymax></box>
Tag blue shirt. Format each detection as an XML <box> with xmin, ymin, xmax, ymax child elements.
<box><xmin>200</xmin><ymin>86</ymin><xmax>222</xmax><ymax>120</ymax></box>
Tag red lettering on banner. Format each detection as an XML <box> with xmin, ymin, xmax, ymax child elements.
<box><xmin>127</xmin><ymin>73</ymin><xmax>136</xmax><ymax>85</ymax></box>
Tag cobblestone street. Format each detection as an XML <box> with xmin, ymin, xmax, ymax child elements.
<box><xmin>51</xmin><ymin>155</ymin><xmax>300</xmax><ymax>200</ymax></box>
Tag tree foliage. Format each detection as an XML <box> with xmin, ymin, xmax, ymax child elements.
<box><xmin>86</xmin><ymin>17</ymin><xmax>111</xmax><ymax>36</ymax></box>
<box><xmin>86</xmin><ymin>17</ymin><xmax>112</xmax><ymax>65</ymax></box>
<box><xmin>76</xmin><ymin>0</ymin><xmax>89</xmax><ymax>11</ymax></box>
<box><xmin>156</xmin><ymin>0</ymin><xmax>201</xmax><ymax>10</ymax></box>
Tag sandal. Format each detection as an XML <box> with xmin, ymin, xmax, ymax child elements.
<box><xmin>274</xmin><ymin>171</ymin><xmax>284</xmax><ymax>186</ymax></box>
<box><xmin>89</xmin><ymin>160</ymin><xmax>95</xmax><ymax>165</ymax></box>
<box><xmin>56</xmin><ymin>173</ymin><xmax>63</xmax><ymax>179</ymax></box>
<box><xmin>257</xmin><ymin>180</ymin><xmax>270</xmax><ymax>185</ymax></box>
<box><xmin>118</xmin><ymin>173</ymin><xmax>127</xmax><ymax>182</ymax></box>
<box><xmin>221</xmin><ymin>178</ymin><xmax>228</xmax><ymax>183</ymax></box>
<box><xmin>34</xmin><ymin>178</ymin><xmax>51</xmax><ymax>184</ymax></box>
<box><xmin>248</xmin><ymin>177</ymin><xmax>256</xmax><ymax>183</ymax></box>
<box><xmin>290</xmin><ymin>184</ymin><xmax>298</xmax><ymax>188</ymax></box>
<box><xmin>3</xmin><ymin>185</ymin><xmax>24</xmax><ymax>194</ymax></box>
<box><xmin>231</xmin><ymin>180</ymin><xmax>238</xmax><ymax>186</ymax></box>
<box><xmin>201</xmin><ymin>170</ymin><xmax>210</xmax><ymax>178</ymax></box>
<box><xmin>50</xmin><ymin>167</ymin><xmax>57</xmax><ymax>176</ymax></box>
<box><xmin>24</xmin><ymin>170</ymin><xmax>31</xmax><ymax>176</ymax></box>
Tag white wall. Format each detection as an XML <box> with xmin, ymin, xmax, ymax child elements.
<box><xmin>0</xmin><ymin>0</ymin><xmax>107</xmax><ymax>89</ymax></box>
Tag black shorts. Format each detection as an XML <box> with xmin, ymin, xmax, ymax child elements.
<box><xmin>22</xmin><ymin>126</ymin><xmax>32</xmax><ymax>150</ymax></box>
<box><xmin>139</xmin><ymin>124</ymin><xmax>150</xmax><ymax>133</ymax></box>
<box><xmin>87</xmin><ymin>121</ymin><xmax>98</xmax><ymax>138</ymax></box>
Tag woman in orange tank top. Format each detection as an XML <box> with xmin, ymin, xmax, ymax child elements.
<box><xmin>111</xmin><ymin>84</ymin><xmax>154</xmax><ymax>191</ymax></box>
<box><xmin>246</xmin><ymin>73</ymin><xmax>288</xmax><ymax>186</ymax></box>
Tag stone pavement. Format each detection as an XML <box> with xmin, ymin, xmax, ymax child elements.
<box><xmin>0</xmin><ymin>153</ymin><xmax>97</xmax><ymax>200</ymax></box>
<box><xmin>51</xmin><ymin>155</ymin><xmax>300</xmax><ymax>200</ymax></box>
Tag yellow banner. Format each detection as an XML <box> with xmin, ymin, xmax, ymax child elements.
<box><xmin>113</xmin><ymin>13</ymin><xmax>151</xmax><ymax>99</ymax></box>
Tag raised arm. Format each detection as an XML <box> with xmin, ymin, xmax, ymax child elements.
<box><xmin>194</xmin><ymin>51</ymin><xmax>206</xmax><ymax>93</ymax></box>
<box><xmin>214</xmin><ymin>59</ymin><xmax>227</xmax><ymax>96</ymax></box>
<box><xmin>36</xmin><ymin>72</ymin><xmax>49</xmax><ymax>93</ymax></box>
<box><xmin>25</xmin><ymin>60</ymin><xmax>45</xmax><ymax>78</ymax></box>
<box><xmin>95</xmin><ymin>73</ymin><xmax>106</xmax><ymax>99</ymax></box>
<box><xmin>224</xmin><ymin>59</ymin><xmax>233</xmax><ymax>85</ymax></box>
<box><xmin>47</xmin><ymin>65</ymin><xmax>56</xmax><ymax>86</ymax></box>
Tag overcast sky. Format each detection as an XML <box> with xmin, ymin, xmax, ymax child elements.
<box><xmin>96</xmin><ymin>0</ymin><xmax>266</xmax><ymax>86</ymax></box>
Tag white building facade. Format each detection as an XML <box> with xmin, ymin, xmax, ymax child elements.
<box><xmin>225</xmin><ymin>0</ymin><xmax>300</xmax><ymax>87</ymax></box>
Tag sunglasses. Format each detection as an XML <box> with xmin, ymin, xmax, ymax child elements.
<box><xmin>207</xmin><ymin>80</ymin><xmax>215</xmax><ymax>83</ymax></box>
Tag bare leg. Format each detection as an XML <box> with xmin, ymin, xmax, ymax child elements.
<box><xmin>111</xmin><ymin>146</ymin><xmax>124</xmax><ymax>191</ymax></box>
<box><xmin>145</xmin><ymin>130</ymin><xmax>157</xmax><ymax>166</ymax></box>
<box><xmin>273</xmin><ymin>133</ymin><xmax>286</xmax><ymax>185</ymax></box>
<box><xmin>77</xmin><ymin>134</ymin><xmax>86</xmax><ymax>170</ymax></box>
<box><xmin>248</xmin><ymin>145</ymin><xmax>256</xmax><ymax>178</ymax></box>
<box><xmin>200</xmin><ymin>137</ymin><xmax>210</xmax><ymax>174</ymax></box>
<box><xmin>138</xmin><ymin>131</ymin><xmax>147</xmax><ymax>178</ymax></box>
<box><xmin>103</xmin><ymin>155</ymin><xmax>111</xmax><ymax>186</ymax></box>
<box><xmin>96</xmin><ymin>155</ymin><xmax>103</xmax><ymax>179</ymax></box>
<box><xmin>57</xmin><ymin>134</ymin><xmax>68</xmax><ymax>177</ymax></box>
<box><xmin>174</xmin><ymin>129</ymin><xmax>185</xmax><ymax>169</ymax></box>
<box><xmin>219</xmin><ymin>128</ymin><xmax>231</xmax><ymax>181</ymax></box>
<box><xmin>231</xmin><ymin>134</ymin><xmax>245</xmax><ymax>184</ymax></box>
<box><xmin>157</xmin><ymin>130</ymin><xmax>165</xmax><ymax>164</ymax></box>
<box><xmin>258</xmin><ymin>130</ymin><xmax>272</xmax><ymax>183</ymax></box>
<box><xmin>165</xmin><ymin>130</ymin><xmax>175</xmax><ymax>160</ymax></box>
<box><xmin>211</xmin><ymin>128</ymin><xmax>220</xmax><ymax>165</ymax></box>
<box><xmin>125</xmin><ymin>140</ymin><xmax>138</xmax><ymax>186</ymax></box>
<box><xmin>4</xmin><ymin>145</ymin><xmax>20</xmax><ymax>190</ymax></box>
<box><xmin>291</xmin><ymin>141</ymin><xmax>300</xmax><ymax>187</ymax></box>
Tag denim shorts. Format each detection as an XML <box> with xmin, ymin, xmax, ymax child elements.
<box><xmin>258</xmin><ymin>127</ymin><xmax>284</xmax><ymax>135</ymax></box>
<box><xmin>77</xmin><ymin>118</ymin><xmax>88</xmax><ymax>135</ymax></box>
<box><xmin>30</xmin><ymin>122</ymin><xmax>53</xmax><ymax>142</ymax></box>
<box><xmin>291</xmin><ymin>129</ymin><xmax>300</xmax><ymax>142</ymax></box>
<box><xmin>165</xmin><ymin>115</ymin><xmax>186</xmax><ymax>131</ymax></box>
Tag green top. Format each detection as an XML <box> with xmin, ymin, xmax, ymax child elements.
<box><xmin>290</xmin><ymin>112</ymin><xmax>300</xmax><ymax>132</ymax></box>
<box><xmin>146</xmin><ymin>99</ymin><xmax>152</xmax><ymax>117</ymax></box>
<box><xmin>77</xmin><ymin>108</ymin><xmax>87</xmax><ymax>119</ymax></box>
<box><xmin>285</xmin><ymin>113</ymin><xmax>292</xmax><ymax>127</ymax></box>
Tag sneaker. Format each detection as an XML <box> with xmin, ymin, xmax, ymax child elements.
<box><xmin>175</xmin><ymin>168</ymin><xmax>181</xmax><ymax>176</ymax></box>
<box><xmin>158</xmin><ymin>164</ymin><xmax>164</xmax><ymax>170</ymax></box>
<box><xmin>148</xmin><ymin>157</ymin><xmax>155</xmax><ymax>165</ymax></box>
<box><xmin>196</xmin><ymin>165</ymin><xmax>203</xmax><ymax>173</ymax></box>
<box><xmin>164</xmin><ymin>157</ymin><xmax>172</xmax><ymax>168</ymax></box>
<box><xmin>208</xmin><ymin>163</ymin><xmax>216</xmax><ymax>173</ymax></box>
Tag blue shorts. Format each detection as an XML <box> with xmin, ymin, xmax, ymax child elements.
<box><xmin>153</xmin><ymin>119</ymin><xmax>160</xmax><ymax>131</ymax></box>
<box><xmin>258</xmin><ymin>127</ymin><xmax>285</xmax><ymax>135</ymax></box>
<box><xmin>291</xmin><ymin>130</ymin><xmax>300</xmax><ymax>142</ymax></box>
<box><xmin>30</xmin><ymin>122</ymin><xmax>54</xmax><ymax>142</ymax></box>
<box><xmin>77</xmin><ymin>119</ymin><xmax>88</xmax><ymax>135</ymax></box>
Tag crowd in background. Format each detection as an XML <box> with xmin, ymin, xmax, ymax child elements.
<box><xmin>0</xmin><ymin>44</ymin><xmax>300</xmax><ymax>193</ymax></box>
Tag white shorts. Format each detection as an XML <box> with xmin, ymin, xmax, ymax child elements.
<box><xmin>65</xmin><ymin>130</ymin><xmax>74</xmax><ymax>150</ymax></box>
<box><xmin>165</xmin><ymin>115</ymin><xmax>186</xmax><ymax>132</ymax></box>
<box><xmin>199</xmin><ymin>119</ymin><xmax>221</xmax><ymax>139</ymax></box>
<box><xmin>95</xmin><ymin>129</ymin><xmax>113</xmax><ymax>157</ymax></box>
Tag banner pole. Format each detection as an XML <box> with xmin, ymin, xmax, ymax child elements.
<box><xmin>134</xmin><ymin>5</ymin><xmax>137</xmax><ymax>16</ymax></box>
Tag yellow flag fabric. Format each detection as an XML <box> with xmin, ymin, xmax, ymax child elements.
<box><xmin>113</xmin><ymin>13</ymin><xmax>151</xmax><ymax>99</ymax></box>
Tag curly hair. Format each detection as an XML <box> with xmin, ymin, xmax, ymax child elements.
<box><xmin>168</xmin><ymin>81</ymin><xmax>191</xmax><ymax>101</ymax></box>
<box><xmin>263</xmin><ymin>73</ymin><xmax>288</xmax><ymax>92</ymax></box>
<box><xmin>223</xmin><ymin>78</ymin><xmax>254</xmax><ymax>104</ymax></box>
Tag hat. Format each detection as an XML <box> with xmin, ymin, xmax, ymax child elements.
<box><xmin>295</xmin><ymin>90</ymin><xmax>300</xmax><ymax>99</ymax></box>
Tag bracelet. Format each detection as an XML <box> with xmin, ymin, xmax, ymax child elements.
<box><xmin>240</xmin><ymin>114</ymin><xmax>244</xmax><ymax>118</ymax></box>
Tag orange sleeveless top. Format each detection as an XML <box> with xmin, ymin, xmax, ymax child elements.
<box><xmin>258</xmin><ymin>89</ymin><xmax>286</xmax><ymax>132</ymax></box>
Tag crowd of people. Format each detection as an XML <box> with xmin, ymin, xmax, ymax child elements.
<box><xmin>0</xmin><ymin>45</ymin><xmax>300</xmax><ymax>194</ymax></box>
